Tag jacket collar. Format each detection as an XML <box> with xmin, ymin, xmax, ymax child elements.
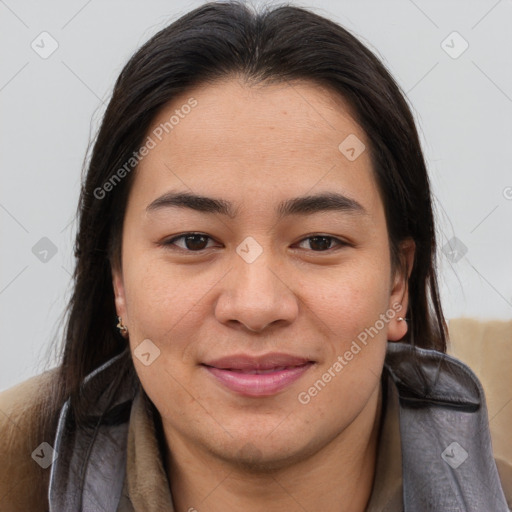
<box><xmin>48</xmin><ymin>349</ymin><xmax>138</xmax><ymax>512</ymax></box>
<box><xmin>48</xmin><ymin>342</ymin><xmax>509</xmax><ymax>511</ymax></box>
<box><xmin>385</xmin><ymin>342</ymin><xmax>508</xmax><ymax>510</ymax></box>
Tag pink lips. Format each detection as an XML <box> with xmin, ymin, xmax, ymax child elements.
<box><xmin>202</xmin><ymin>353</ymin><xmax>314</xmax><ymax>397</ymax></box>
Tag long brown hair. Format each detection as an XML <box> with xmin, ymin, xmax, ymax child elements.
<box><xmin>41</xmin><ymin>0</ymin><xmax>447</xmax><ymax>455</ymax></box>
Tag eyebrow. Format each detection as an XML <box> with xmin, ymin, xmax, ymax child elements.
<box><xmin>146</xmin><ymin>191</ymin><xmax>367</xmax><ymax>219</ymax></box>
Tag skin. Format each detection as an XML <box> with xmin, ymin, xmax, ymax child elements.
<box><xmin>112</xmin><ymin>77</ymin><xmax>414</xmax><ymax>512</ymax></box>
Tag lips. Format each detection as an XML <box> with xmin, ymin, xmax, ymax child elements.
<box><xmin>202</xmin><ymin>353</ymin><xmax>314</xmax><ymax>397</ymax></box>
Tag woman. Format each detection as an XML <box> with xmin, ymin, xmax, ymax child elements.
<box><xmin>0</xmin><ymin>1</ymin><xmax>510</xmax><ymax>511</ymax></box>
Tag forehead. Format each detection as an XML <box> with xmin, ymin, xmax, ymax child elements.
<box><xmin>130</xmin><ymin>78</ymin><xmax>381</xmax><ymax>218</ymax></box>
<box><xmin>147</xmin><ymin>78</ymin><xmax>365</xmax><ymax>157</ymax></box>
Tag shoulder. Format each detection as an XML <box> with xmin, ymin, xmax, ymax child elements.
<box><xmin>385</xmin><ymin>343</ymin><xmax>512</xmax><ymax>510</ymax></box>
<box><xmin>448</xmin><ymin>317</ymin><xmax>512</xmax><ymax>509</ymax></box>
<box><xmin>0</xmin><ymin>368</ymin><xmax>60</xmax><ymax>512</ymax></box>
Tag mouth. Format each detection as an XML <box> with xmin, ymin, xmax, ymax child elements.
<box><xmin>201</xmin><ymin>353</ymin><xmax>315</xmax><ymax>397</ymax></box>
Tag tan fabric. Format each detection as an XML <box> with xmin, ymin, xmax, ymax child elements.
<box><xmin>0</xmin><ymin>368</ymin><xmax>58</xmax><ymax>512</ymax></box>
<box><xmin>365</xmin><ymin>371</ymin><xmax>403</xmax><ymax>512</ymax></box>
<box><xmin>117</xmin><ymin>390</ymin><xmax>175</xmax><ymax>511</ymax></box>
<box><xmin>447</xmin><ymin>317</ymin><xmax>512</xmax><ymax>510</ymax></box>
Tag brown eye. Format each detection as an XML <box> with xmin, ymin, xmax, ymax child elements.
<box><xmin>297</xmin><ymin>236</ymin><xmax>345</xmax><ymax>251</ymax></box>
<box><xmin>184</xmin><ymin>234</ymin><xmax>209</xmax><ymax>250</ymax></box>
<box><xmin>164</xmin><ymin>233</ymin><xmax>215</xmax><ymax>251</ymax></box>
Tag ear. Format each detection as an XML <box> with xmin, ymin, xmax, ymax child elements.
<box><xmin>112</xmin><ymin>264</ymin><xmax>128</xmax><ymax>324</ymax></box>
<box><xmin>387</xmin><ymin>238</ymin><xmax>415</xmax><ymax>342</ymax></box>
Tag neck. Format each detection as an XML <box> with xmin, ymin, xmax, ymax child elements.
<box><xmin>166</xmin><ymin>384</ymin><xmax>383</xmax><ymax>512</ymax></box>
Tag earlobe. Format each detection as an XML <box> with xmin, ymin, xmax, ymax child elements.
<box><xmin>388</xmin><ymin>316</ymin><xmax>408</xmax><ymax>342</ymax></box>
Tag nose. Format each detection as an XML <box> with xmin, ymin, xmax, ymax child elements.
<box><xmin>214</xmin><ymin>250</ymin><xmax>299</xmax><ymax>334</ymax></box>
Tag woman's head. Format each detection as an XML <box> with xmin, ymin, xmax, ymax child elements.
<box><xmin>59</xmin><ymin>1</ymin><xmax>446</xmax><ymax>440</ymax></box>
<box><xmin>108</xmin><ymin>76</ymin><xmax>415</xmax><ymax>470</ymax></box>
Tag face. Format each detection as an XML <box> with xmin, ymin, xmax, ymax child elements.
<box><xmin>112</xmin><ymin>78</ymin><xmax>413</xmax><ymax>470</ymax></box>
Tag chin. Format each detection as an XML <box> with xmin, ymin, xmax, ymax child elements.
<box><xmin>207</xmin><ymin>430</ymin><xmax>322</xmax><ymax>474</ymax></box>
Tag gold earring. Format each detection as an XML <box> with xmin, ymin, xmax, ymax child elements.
<box><xmin>117</xmin><ymin>316</ymin><xmax>128</xmax><ymax>337</ymax></box>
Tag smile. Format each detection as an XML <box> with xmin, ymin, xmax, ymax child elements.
<box><xmin>201</xmin><ymin>353</ymin><xmax>315</xmax><ymax>397</ymax></box>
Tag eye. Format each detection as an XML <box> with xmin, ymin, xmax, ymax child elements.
<box><xmin>161</xmin><ymin>233</ymin><xmax>348</xmax><ymax>253</ymax></box>
<box><xmin>296</xmin><ymin>235</ymin><xmax>346</xmax><ymax>252</ymax></box>
<box><xmin>163</xmin><ymin>233</ymin><xmax>218</xmax><ymax>251</ymax></box>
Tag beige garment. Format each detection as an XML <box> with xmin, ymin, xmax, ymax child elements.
<box><xmin>117</xmin><ymin>390</ymin><xmax>174</xmax><ymax>511</ymax></box>
<box><xmin>0</xmin><ymin>368</ymin><xmax>57</xmax><ymax>512</ymax></box>
<box><xmin>447</xmin><ymin>317</ymin><xmax>512</xmax><ymax>510</ymax></box>
<box><xmin>119</xmin><ymin>369</ymin><xmax>404</xmax><ymax>512</ymax></box>
<box><xmin>365</xmin><ymin>370</ymin><xmax>403</xmax><ymax>512</ymax></box>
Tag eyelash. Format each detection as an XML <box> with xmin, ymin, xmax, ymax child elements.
<box><xmin>161</xmin><ymin>232</ymin><xmax>348</xmax><ymax>253</ymax></box>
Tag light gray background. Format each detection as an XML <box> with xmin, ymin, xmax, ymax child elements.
<box><xmin>1</xmin><ymin>0</ymin><xmax>511</xmax><ymax>391</ymax></box>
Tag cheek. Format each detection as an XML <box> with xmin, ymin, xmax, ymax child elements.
<box><xmin>294</xmin><ymin>266</ymin><xmax>390</xmax><ymax>423</ymax></box>
<box><xmin>122</xmin><ymin>254</ymin><xmax>220</xmax><ymax>360</ymax></box>
<box><xmin>298</xmin><ymin>259</ymin><xmax>392</xmax><ymax>343</ymax></box>
<box><xmin>123</xmin><ymin>260</ymin><xmax>208</xmax><ymax>418</ymax></box>
<box><xmin>125</xmin><ymin>265</ymin><xmax>171</xmax><ymax>330</ymax></box>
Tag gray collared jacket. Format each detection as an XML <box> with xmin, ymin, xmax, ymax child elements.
<box><xmin>48</xmin><ymin>342</ymin><xmax>510</xmax><ymax>511</ymax></box>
